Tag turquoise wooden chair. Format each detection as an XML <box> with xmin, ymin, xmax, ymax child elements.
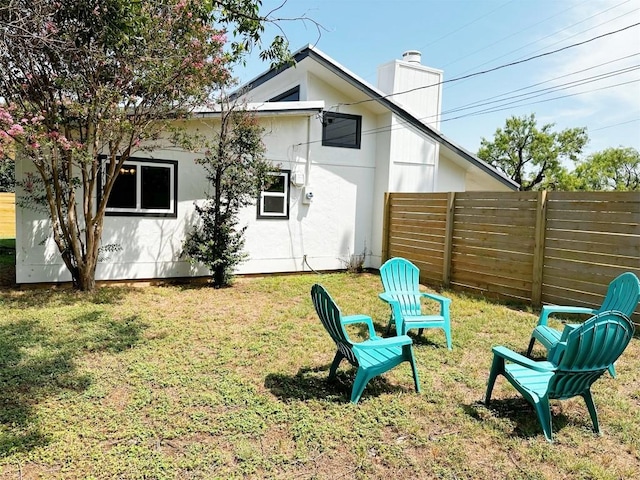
<box><xmin>379</xmin><ymin>257</ymin><xmax>452</xmax><ymax>349</ymax></box>
<box><xmin>485</xmin><ymin>310</ymin><xmax>635</xmax><ymax>442</ymax></box>
<box><xmin>310</xmin><ymin>283</ymin><xmax>421</xmax><ymax>403</ymax></box>
<box><xmin>526</xmin><ymin>272</ymin><xmax>640</xmax><ymax>377</ymax></box>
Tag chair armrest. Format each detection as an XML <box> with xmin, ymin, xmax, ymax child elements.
<box><xmin>378</xmin><ymin>292</ymin><xmax>398</xmax><ymax>304</ymax></box>
<box><xmin>420</xmin><ymin>292</ymin><xmax>451</xmax><ymax>308</ymax></box>
<box><xmin>356</xmin><ymin>334</ymin><xmax>413</xmax><ymax>349</ymax></box>
<box><xmin>492</xmin><ymin>346</ymin><xmax>556</xmax><ymax>372</ymax></box>
<box><xmin>378</xmin><ymin>293</ymin><xmax>404</xmax><ymax>328</ymax></box>
<box><xmin>538</xmin><ymin>305</ymin><xmax>597</xmax><ymax>326</ymax></box>
<box><xmin>342</xmin><ymin>314</ymin><xmax>379</xmax><ymax>339</ymax></box>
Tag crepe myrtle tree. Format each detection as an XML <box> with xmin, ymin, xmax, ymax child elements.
<box><xmin>0</xmin><ymin>0</ymin><xmax>301</xmax><ymax>291</ymax></box>
<box><xmin>179</xmin><ymin>99</ymin><xmax>273</xmax><ymax>287</ymax></box>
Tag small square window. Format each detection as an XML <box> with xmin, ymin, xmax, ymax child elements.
<box><xmin>322</xmin><ymin>112</ymin><xmax>361</xmax><ymax>149</ymax></box>
<box><xmin>102</xmin><ymin>157</ymin><xmax>177</xmax><ymax>217</ymax></box>
<box><xmin>257</xmin><ymin>171</ymin><xmax>289</xmax><ymax>219</ymax></box>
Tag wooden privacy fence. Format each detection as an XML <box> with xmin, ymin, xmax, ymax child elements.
<box><xmin>382</xmin><ymin>191</ymin><xmax>640</xmax><ymax>323</ymax></box>
<box><xmin>0</xmin><ymin>192</ymin><xmax>15</xmax><ymax>238</ymax></box>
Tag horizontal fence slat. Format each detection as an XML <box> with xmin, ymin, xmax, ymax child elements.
<box><xmin>546</xmin><ymin>219</ymin><xmax>639</xmax><ymax>235</ymax></box>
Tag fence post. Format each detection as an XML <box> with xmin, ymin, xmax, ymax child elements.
<box><xmin>531</xmin><ymin>190</ymin><xmax>548</xmax><ymax>309</ymax></box>
<box><xmin>381</xmin><ymin>192</ymin><xmax>391</xmax><ymax>263</ymax></box>
<box><xmin>442</xmin><ymin>192</ymin><xmax>455</xmax><ymax>287</ymax></box>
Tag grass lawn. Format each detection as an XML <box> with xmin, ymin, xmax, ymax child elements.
<box><xmin>0</xmin><ymin>272</ymin><xmax>638</xmax><ymax>479</ymax></box>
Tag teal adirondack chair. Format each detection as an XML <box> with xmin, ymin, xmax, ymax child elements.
<box><xmin>379</xmin><ymin>257</ymin><xmax>452</xmax><ymax>350</ymax></box>
<box><xmin>310</xmin><ymin>283</ymin><xmax>421</xmax><ymax>403</ymax></box>
<box><xmin>485</xmin><ymin>310</ymin><xmax>635</xmax><ymax>442</ymax></box>
<box><xmin>527</xmin><ymin>272</ymin><xmax>640</xmax><ymax>377</ymax></box>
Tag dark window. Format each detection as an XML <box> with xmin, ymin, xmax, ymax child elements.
<box><xmin>257</xmin><ymin>170</ymin><xmax>289</xmax><ymax>219</ymax></box>
<box><xmin>104</xmin><ymin>158</ymin><xmax>177</xmax><ymax>217</ymax></box>
<box><xmin>141</xmin><ymin>165</ymin><xmax>171</xmax><ymax>209</ymax></box>
<box><xmin>269</xmin><ymin>86</ymin><xmax>300</xmax><ymax>102</ymax></box>
<box><xmin>322</xmin><ymin>112</ymin><xmax>362</xmax><ymax>149</ymax></box>
<box><xmin>108</xmin><ymin>165</ymin><xmax>137</xmax><ymax>208</ymax></box>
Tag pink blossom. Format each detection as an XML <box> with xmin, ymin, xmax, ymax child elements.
<box><xmin>0</xmin><ymin>108</ymin><xmax>14</xmax><ymax>125</ymax></box>
<box><xmin>7</xmin><ymin>124</ymin><xmax>24</xmax><ymax>136</ymax></box>
<box><xmin>212</xmin><ymin>33</ymin><xmax>227</xmax><ymax>44</ymax></box>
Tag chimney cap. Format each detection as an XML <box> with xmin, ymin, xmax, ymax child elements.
<box><xmin>402</xmin><ymin>50</ymin><xmax>422</xmax><ymax>64</ymax></box>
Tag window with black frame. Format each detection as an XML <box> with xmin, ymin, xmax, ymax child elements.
<box><xmin>322</xmin><ymin>112</ymin><xmax>362</xmax><ymax>149</ymax></box>
<box><xmin>103</xmin><ymin>157</ymin><xmax>178</xmax><ymax>217</ymax></box>
<box><xmin>269</xmin><ymin>86</ymin><xmax>300</xmax><ymax>102</ymax></box>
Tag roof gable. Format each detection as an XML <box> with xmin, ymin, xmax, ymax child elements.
<box><xmin>236</xmin><ymin>45</ymin><xmax>518</xmax><ymax>190</ymax></box>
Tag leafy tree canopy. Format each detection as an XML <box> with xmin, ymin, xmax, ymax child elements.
<box><xmin>478</xmin><ymin>114</ymin><xmax>588</xmax><ymax>191</ymax></box>
<box><xmin>571</xmin><ymin>147</ymin><xmax>640</xmax><ymax>191</ymax></box>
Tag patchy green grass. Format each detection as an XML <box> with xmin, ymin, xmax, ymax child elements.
<box><xmin>0</xmin><ymin>272</ymin><xmax>638</xmax><ymax>479</ymax></box>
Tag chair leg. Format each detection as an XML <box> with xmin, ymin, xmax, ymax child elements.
<box><xmin>607</xmin><ymin>363</ymin><xmax>616</xmax><ymax>378</ymax></box>
<box><xmin>417</xmin><ymin>328</ymin><xmax>424</xmax><ymax>336</ymax></box>
<box><xmin>329</xmin><ymin>351</ymin><xmax>345</xmax><ymax>380</ymax></box>
<box><xmin>351</xmin><ymin>368</ymin><xmax>373</xmax><ymax>403</ymax></box>
<box><xmin>385</xmin><ymin>315</ymin><xmax>393</xmax><ymax>335</ymax></box>
<box><xmin>526</xmin><ymin>336</ymin><xmax>536</xmax><ymax>357</ymax></box>
<box><xmin>406</xmin><ymin>347</ymin><xmax>421</xmax><ymax>393</ymax></box>
<box><xmin>484</xmin><ymin>355</ymin><xmax>504</xmax><ymax>406</ymax></box>
<box><xmin>532</xmin><ymin>397</ymin><xmax>554</xmax><ymax>442</ymax></box>
<box><xmin>444</xmin><ymin>325</ymin><xmax>453</xmax><ymax>350</ymax></box>
<box><xmin>582</xmin><ymin>391</ymin><xmax>601</xmax><ymax>435</ymax></box>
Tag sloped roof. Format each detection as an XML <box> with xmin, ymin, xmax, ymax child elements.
<box><xmin>236</xmin><ymin>45</ymin><xmax>519</xmax><ymax>190</ymax></box>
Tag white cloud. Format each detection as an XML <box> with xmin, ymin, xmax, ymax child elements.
<box><xmin>538</xmin><ymin>0</ymin><xmax>640</xmax><ymax>138</ymax></box>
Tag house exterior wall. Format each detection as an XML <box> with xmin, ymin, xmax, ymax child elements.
<box><xmin>14</xmin><ymin>48</ymin><xmax>513</xmax><ymax>285</ymax></box>
<box><xmin>436</xmin><ymin>156</ymin><xmax>467</xmax><ymax>192</ymax></box>
<box><xmin>15</xmin><ymin>71</ymin><xmax>382</xmax><ymax>283</ymax></box>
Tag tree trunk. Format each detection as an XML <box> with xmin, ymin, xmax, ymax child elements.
<box><xmin>61</xmin><ymin>237</ymin><xmax>99</xmax><ymax>292</ymax></box>
<box><xmin>75</xmin><ymin>266</ymin><xmax>97</xmax><ymax>291</ymax></box>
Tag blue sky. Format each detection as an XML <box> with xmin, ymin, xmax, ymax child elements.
<box><xmin>233</xmin><ymin>0</ymin><xmax>640</xmax><ymax>159</ymax></box>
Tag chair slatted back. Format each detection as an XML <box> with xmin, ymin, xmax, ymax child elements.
<box><xmin>549</xmin><ymin>311</ymin><xmax>634</xmax><ymax>399</ymax></box>
<box><xmin>598</xmin><ymin>272</ymin><xmax>640</xmax><ymax>317</ymax></box>
<box><xmin>311</xmin><ymin>284</ymin><xmax>358</xmax><ymax>365</ymax></box>
<box><xmin>380</xmin><ymin>258</ymin><xmax>422</xmax><ymax>316</ymax></box>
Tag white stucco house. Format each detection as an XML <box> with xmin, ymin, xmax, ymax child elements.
<box><xmin>15</xmin><ymin>45</ymin><xmax>517</xmax><ymax>285</ymax></box>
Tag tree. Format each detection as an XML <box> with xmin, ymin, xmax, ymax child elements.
<box><xmin>477</xmin><ymin>114</ymin><xmax>588</xmax><ymax>191</ymax></box>
<box><xmin>0</xmin><ymin>0</ymin><xmax>294</xmax><ymax>291</ymax></box>
<box><xmin>572</xmin><ymin>147</ymin><xmax>640</xmax><ymax>191</ymax></box>
<box><xmin>180</xmin><ymin>100</ymin><xmax>272</xmax><ymax>287</ymax></box>
<box><xmin>0</xmin><ymin>158</ymin><xmax>15</xmax><ymax>193</ymax></box>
